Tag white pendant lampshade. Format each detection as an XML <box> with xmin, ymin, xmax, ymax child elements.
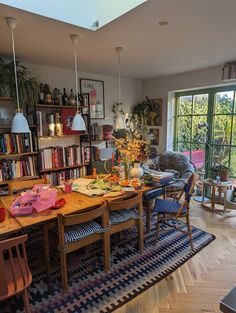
<box><xmin>70</xmin><ymin>34</ymin><xmax>86</xmax><ymax>131</ymax></box>
<box><xmin>5</xmin><ymin>17</ymin><xmax>30</xmax><ymax>133</ymax></box>
<box><xmin>11</xmin><ymin>110</ymin><xmax>30</xmax><ymax>133</ymax></box>
<box><xmin>71</xmin><ymin>112</ymin><xmax>86</xmax><ymax>131</ymax></box>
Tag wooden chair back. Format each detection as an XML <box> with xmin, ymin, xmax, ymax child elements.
<box><xmin>176</xmin><ymin>173</ymin><xmax>196</xmax><ymax>217</ymax></box>
<box><xmin>57</xmin><ymin>203</ymin><xmax>109</xmax><ymax>246</ymax></box>
<box><xmin>107</xmin><ymin>193</ymin><xmax>143</xmax><ymax>213</ymax></box>
<box><xmin>8</xmin><ymin>178</ymin><xmax>48</xmax><ymax>195</ymax></box>
<box><xmin>0</xmin><ymin>234</ymin><xmax>31</xmax><ymax>299</ymax></box>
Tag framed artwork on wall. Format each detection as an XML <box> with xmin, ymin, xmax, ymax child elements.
<box><xmin>148</xmin><ymin>128</ymin><xmax>159</xmax><ymax>146</ymax></box>
<box><xmin>80</xmin><ymin>78</ymin><xmax>105</xmax><ymax>119</ymax></box>
<box><xmin>147</xmin><ymin>98</ymin><xmax>162</xmax><ymax>126</ymax></box>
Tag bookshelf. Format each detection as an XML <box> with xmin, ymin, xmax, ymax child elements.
<box><xmin>0</xmin><ymin>94</ymin><xmax>92</xmax><ymax>191</ymax></box>
<box><xmin>35</xmin><ymin>93</ymin><xmax>92</xmax><ymax>185</ymax></box>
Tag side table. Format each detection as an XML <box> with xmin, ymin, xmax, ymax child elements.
<box><xmin>202</xmin><ymin>178</ymin><xmax>232</xmax><ymax>213</ymax></box>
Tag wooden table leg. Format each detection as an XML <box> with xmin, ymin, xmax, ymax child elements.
<box><xmin>42</xmin><ymin>223</ymin><xmax>51</xmax><ymax>290</ymax></box>
<box><xmin>211</xmin><ymin>185</ymin><xmax>216</xmax><ymax>210</ymax></box>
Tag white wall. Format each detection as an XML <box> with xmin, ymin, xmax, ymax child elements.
<box><xmin>143</xmin><ymin>65</ymin><xmax>236</xmax><ymax>153</ymax></box>
<box><xmin>25</xmin><ymin>62</ymin><xmax>142</xmax><ymax>126</ymax></box>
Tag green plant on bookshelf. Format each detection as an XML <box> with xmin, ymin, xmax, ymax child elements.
<box><xmin>0</xmin><ymin>56</ymin><xmax>39</xmax><ymax>106</ymax></box>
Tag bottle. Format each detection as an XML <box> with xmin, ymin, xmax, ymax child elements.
<box><xmin>39</xmin><ymin>83</ymin><xmax>45</xmax><ymax>104</ymax></box>
<box><xmin>58</xmin><ymin>89</ymin><xmax>62</xmax><ymax>106</ymax></box>
<box><xmin>69</xmin><ymin>89</ymin><xmax>75</xmax><ymax>106</ymax></box>
<box><xmin>48</xmin><ymin>114</ymin><xmax>55</xmax><ymax>136</ymax></box>
<box><xmin>45</xmin><ymin>84</ymin><xmax>52</xmax><ymax>104</ymax></box>
<box><xmin>55</xmin><ymin>112</ymin><xmax>63</xmax><ymax>136</ymax></box>
<box><xmin>62</xmin><ymin>88</ymin><xmax>68</xmax><ymax>106</ymax></box>
<box><xmin>53</xmin><ymin>88</ymin><xmax>59</xmax><ymax>105</ymax></box>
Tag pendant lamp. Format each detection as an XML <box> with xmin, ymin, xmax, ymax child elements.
<box><xmin>70</xmin><ymin>34</ymin><xmax>86</xmax><ymax>131</ymax></box>
<box><xmin>114</xmin><ymin>47</ymin><xmax>126</xmax><ymax>130</ymax></box>
<box><xmin>5</xmin><ymin>17</ymin><xmax>30</xmax><ymax>133</ymax></box>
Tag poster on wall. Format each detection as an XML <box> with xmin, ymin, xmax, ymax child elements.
<box><xmin>148</xmin><ymin>128</ymin><xmax>159</xmax><ymax>145</ymax></box>
<box><xmin>80</xmin><ymin>78</ymin><xmax>105</xmax><ymax>119</ymax></box>
<box><xmin>147</xmin><ymin>98</ymin><xmax>162</xmax><ymax>126</ymax></box>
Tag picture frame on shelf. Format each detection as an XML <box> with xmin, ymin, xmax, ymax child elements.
<box><xmin>80</xmin><ymin>78</ymin><xmax>105</xmax><ymax>119</ymax></box>
<box><xmin>147</xmin><ymin>98</ymin><xmax>162</xmax><ymax>126</ymax></box>
<box><xmin>148</xmin><ymin>128</ymin><xmax>159</xmax><ymax>146</ymax></box>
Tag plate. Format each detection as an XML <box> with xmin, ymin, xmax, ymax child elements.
<box><xmin>104</xmin><ymin>191</ymin><xmax>124</xmax><ymax>198</ymax></box>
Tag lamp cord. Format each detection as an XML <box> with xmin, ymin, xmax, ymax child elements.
<box><xmin>11</xmin><ymin>28</ymin><xmax>20</xmax><ymax>111</ymax></box>
<box><xmin>118</xmin><ymin>52</ymin><xmax>121</xmax><ymax>105</ymax></box>
<box><xmin>74</xmin><ymin>44</ymin><xmax>79</xmax><ymax>113</ymax></box>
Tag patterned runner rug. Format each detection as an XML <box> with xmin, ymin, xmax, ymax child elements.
<box><xmin>1</xmin><ymin>220</ymin><xmax>215</xmax><ymax>313</ymax></box>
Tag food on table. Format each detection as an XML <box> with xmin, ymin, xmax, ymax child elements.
<box><xmin>142</xmin><ymin>173</ymin><xmax>155</xmax><ymax>186</ymax></box>
<box><xmin>130</xmin><ymin>178</ymin><xmax>141</xmax><ymax>187</ymax></box>
<box><xmin>119</xmin><ymin>180</ymin><xmax>131</xmax><ymax>187</ymax></box>
<box><xmin>104</xmin><ymin>191</ymin><xmax>124</xmax><ymax>197</ymax></box>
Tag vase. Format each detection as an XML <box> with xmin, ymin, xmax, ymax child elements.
<box><xmin>130</xmin><ymin>163</ymin><xmax>143</xmax><ymax>178</ymax></box>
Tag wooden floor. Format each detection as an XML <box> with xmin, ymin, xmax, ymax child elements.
<box><xmin>114</xmin><ymin>199</ymin><xmax>236</xmax><ymax>313</ymax></box>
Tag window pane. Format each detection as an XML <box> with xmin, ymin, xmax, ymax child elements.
<box><xmin>177</xmin><ymin>116</ymin><xmax>191</xmax><ymax>142</ymax></box>
<box><xmin>193</xmin><ymin>94</ymin><xmax>208</xmax><ymax>115</ymax></box>
<box><xmin>177</xmin><ymin>142</ymin><xmax>190</xmax><ymax>153</ymax></box>
<box><xmin>190</xmin><ymin>143</ymin><xmax>206</xmax><ymax>170</ymax></box>
<box><xmin>212</xmin><ymin>145</ymin><xmax>230</xmax><ymax>164</ymax></box>
<box><xmin>232</xmin><ymin>116</ymin><xmax>236</xmax><ymax>146</ymax></box>
<box><xmin>213</xmin><ymin>115</ymin><xmax>232</xmax><ymax>145</ymax></box>
<box><xmin>215</xmin><ymin>91</ymin><xmax>234</xmax><ymax>114</ymax></box>
<box><xmin>178</xmin><ymin>95</ymin><xmax>192</xmax><ymax>115</ymax></box>
<box><xmin>192</xmin><ymin>116</ymin><xmax>208</xmax><ymax>143</ymax></box>
<box><xmin>230</xmin><ymin>147</ymin><xmax>236</xmax><ymax>176</ymax></box>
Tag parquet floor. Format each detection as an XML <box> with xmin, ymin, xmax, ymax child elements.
<box><xmin>114</xmin><ymin>200</ymin><xmax>236</xmax><ymax>313</ymax></box>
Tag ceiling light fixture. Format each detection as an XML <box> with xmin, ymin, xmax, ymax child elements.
<box><xmin>114</xmin><ymin>46</ymin><xmax>126</xmax><ymax>130</ymax></box>
<box><xmin>70</xmin><ymin>34</ymin><xmax>86</xmax><ymax>131</ymax></box>
<box><xmin>158</xmin><ymin>20</ymin><xmax>168</xmax><ymax>26</ymax></box>
<box><xmin>5</xmin><ymin>17</ymin><xmax>30</xmax><ymax>133</ymax></box>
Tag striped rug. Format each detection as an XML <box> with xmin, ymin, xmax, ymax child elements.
<box><xmin>1</xmin><ymin>220</ymin><xmax>215</xmax><ymax>313</ymax></box>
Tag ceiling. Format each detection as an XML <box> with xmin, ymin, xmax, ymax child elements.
<box><xmin>1</xmin><ymin>0</ymin><xmax>236</xmax><ymax>79</ymax></box>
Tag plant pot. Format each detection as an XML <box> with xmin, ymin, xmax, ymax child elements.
<box><xmin>130</xmin><ymin>163</ymin><xmax>143</xmax><ymax>178</ymax></box>
<box><xmin>219</xmin><ymin>169</ymin><xmax>229</xmax><ymax>181</ymax></box>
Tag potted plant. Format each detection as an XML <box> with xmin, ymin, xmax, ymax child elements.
<box><xmin>0</xmin><ymin>56</ymin><xmax>39</xmax><ymax>107</ymax></box>
<box><xmin>211</xmin><ymin>162</ymin><xmax>233</xmax><ymax>181</ymax></box>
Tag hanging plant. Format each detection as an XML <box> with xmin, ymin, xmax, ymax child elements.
<box><xmin>132</xmin><ymin>96</ymin><xmax>151</xmax><ymax>127</ymax></box>
<box><xmin>0</xmin><ymin>56</ymin><xmax>39</xmax><ymax>107</ymax></box>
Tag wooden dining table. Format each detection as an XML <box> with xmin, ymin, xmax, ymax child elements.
<box><xmin>0</xmin><ymin>185</ymin><xmax>156</xmax><ymax>289</ymax></box>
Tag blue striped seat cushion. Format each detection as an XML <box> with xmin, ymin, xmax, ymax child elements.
<box><xmin>64</xmin><ymin>221</ymin><xmax>103</xmax><ymax>243</ymax></box>
<box><xmin>110</xmin><ymin>208</ymin><xmax>139</xmax><ymax>225</ymax></box>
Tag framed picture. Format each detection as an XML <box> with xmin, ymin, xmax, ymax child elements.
<box><xmin>147</xmin><ymin>98</ymin><xmax>162</xmax><ymax>126</ymax></box>
<box><xmin>80</xmin><ymin>78</ymin><xmax>105</xmax><ymax>119</ymax></box>
<box><xmin>148</xmin><ymin>128</ymin><xmax>159</xmax><ymax>146</ymax></box>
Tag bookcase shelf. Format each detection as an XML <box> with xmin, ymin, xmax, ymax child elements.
<box><xmin>0</xmin><ymin>152</ymin><xmax>38</xmax><ymax>159</ymax></box>
<box><xmin>36</xmin><ymin>104</ymin><xmax>89</xmax><ymax>109</ymax></box>
<box><xmin>40</xmin><ymin>163</ymin><xmax>90</xmax><ymax>173</ymax></box>
<box><xmin>38</xmin><ymin>134</ymin><xmax>88</xmax><ymax>139</ymax></box>
<box><xmin>0</xmin><ymin>175</ymin><xmax>39</xmax><ymax>185</ymax></box>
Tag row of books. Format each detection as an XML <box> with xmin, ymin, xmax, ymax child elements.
<box><xmin>0</xmin><ymin>156</ymin><xmax>37</xmax><ymax>182</ymax></box>
<box><xmin>0</xmin><ymin>132</ymin><xmax>36</xmax><ymax>155</ymax></box>
<box><xmin>43</xmin><ymin>166</ymin><xmax>87</xmax><ymax>186</ymax></box>
<box><xmin>39</xmin><ymin>145</ymin><xmax>91</xmax><ymax>170</ymax></box>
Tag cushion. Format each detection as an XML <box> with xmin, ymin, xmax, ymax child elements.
<box><xmin>154</xmin><ymin>198</ymin><xmax>187</xmax><ymax>215</ymax></box>
<box><xmin>143</xmin><ymin>188</ymin><xmax>163</xmax><ymax>201</ymax></box>
<box><xmin>64</xmin><ymin>221</ymin><xmax>103</xmax><ymax>243</ymax></box>
<box><xmin>110</xmin><ymin>208</ymin><xmax>139</xmax><ymax>225</ymax></box>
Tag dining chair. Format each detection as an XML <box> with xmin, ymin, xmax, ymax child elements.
<box><xmin>107</xmin><ymin>192</ymin><xmax>144</xmax><ymax>254</ymax></box>
<box><xmin>56</xmin><ymin>203</ymin><xmax>110</xmax><ymax>291</ymax></box>
<box><xmin>153</xmin><ymin>173</ymin><xmax>196</xmax><ymax>250</ymax></box>
<box><xmin>0</xmin><ymin>234</ymin><xmax>32</xmax><ymax>313</ymax></box>
<box><xmin>8</xmin><ymin>178</ymin><xmax>48</xmax><ymax>195</ymax></box>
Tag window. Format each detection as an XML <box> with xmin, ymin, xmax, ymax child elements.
<box><xmin>175</xmin><ymin>86</ymin><xmax>236</xmax><ymax>175</ymax></box>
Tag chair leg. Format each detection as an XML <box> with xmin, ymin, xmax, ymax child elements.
<box><xmin>154</xmin><ymin>213</ymin><xmax>161</xmax><ymax>245</ymax></box>
<box><xmin>22</xmin><ymin>289</ymin><xmax>31</xmax><ymax>313</ymax></box>
<box><xmin>146</xmin><ymin>200</ymin><xmax>152</xmax><ymax>233</ymax></box>
<box><xmin>59</xmin><ymin>250</ymin><xmax>68</xmax><ymax>291</ymax></box>
<box><xmin>103</xmin><ymin>232</ymin><xmax>110</xmax><ymax>272</ymax></box>
<box><xmin>186</xmin><ymin>213</ymin><xmax>193</xmax><ymax>251</ymax></box>
<box><xmin>42</xmin><ymin>224</ymin><xmax>51</xmax><ymax>290</ymax></box>
<box><xmin>137</xmin><ymin>219</ymin><xmax>144</xmax><ymax>253</ymax></box>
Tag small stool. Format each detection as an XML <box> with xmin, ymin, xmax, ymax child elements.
<box><xmin>220</xmin><ymin>286</ymin><xmax>236</xmax><ymax>313</ymax></box>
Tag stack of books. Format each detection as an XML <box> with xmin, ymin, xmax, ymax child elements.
<box><xmin>0</xmin><ymin>132</ymin><xmax>35</xmax><ymax>155</ymax></box>
<box><xmin>148</xmin><ymin>171</ymin><xmax>174</xmax><ymax>185</ymax></box>
<box><xmin>0</xmin><ymin>156</ymin><xmax>37</xmax><ymax>182</ymax></box>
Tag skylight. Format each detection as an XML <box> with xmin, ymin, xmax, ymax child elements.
<box><xmin>1</xmin><ymin>0</ymin><xmax>148</xmax><ymax>30</ymax></box>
